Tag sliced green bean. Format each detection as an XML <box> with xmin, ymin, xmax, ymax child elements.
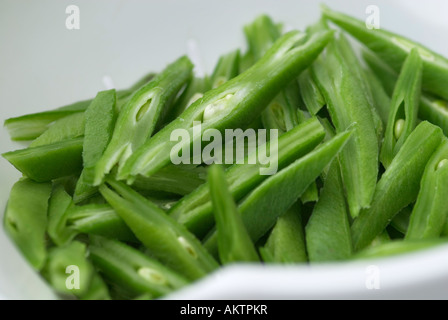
<box><xmin>169</xmin><ymin>117</ymin><xmax>325</xmax><ymax>238</ymax></box>
<box><xmin>204</xmin><ymin>129</ymin><xmax>353</xmax><ymax>256</ymax></box>
<box><xmin>354</xmin><ymin>239</ymin><xmax>448</xmax><ymax>260</ymax></box>
<box><xmin>380</xmin><ymin>48</ymin><xmax>422</xmax><ymax>168</ymax></box>
<box><xmin>119</xmin><ymin>30</ymin><xmax>334</xmax><ymax>181</ymax></box>
<box><xmin>29</xmin><ymin>112</ymin><xmax>85</xmax><ymax>148</ymax></box>
<box><xmin>3</xmin><ymin>73</ymin><xmax>154</xmax><ymax>142</ymax></box>
<box><xmin>48</xmin><ymin>184</ymin><xmax>77</xmax><ymax>246</ymax></box>
<box><xmin>99</xmin><ymin>180</ymin><xmax>219</xmax><ymax>280</ymax></box>
<box><xmin>405</xmin><ymin>138</ymin><xmax>448</xmax><ymax>240</ymax></box>
<box><xmin>210</xmin><ymin>49</ymin><xmax>241</xmax><ymax>89</ymax></box>
<box><xmin>208</xmin><ymin>165</ymin><xmax>259</xmax><ymax>264</ymax></box>
<box><xmin>41</xmin><ymin>241</ymin><xmax>94</xmax><ymax>297</ymax></box>
<box><xmin>322</xmin><ymin>5</ymin><xmax>448</xmax><ymax>101</ymax></box>
<box><xmin>89</xmin><ymin>236</ymin><xmax>189</xmax><ymax>298</ymax></box>
<box><xmin>306</xmin><ymin>161</ymin><xmax>352</xmax><ymax>262</ymax></box>
<box><xmin>3</xmin><ymin>179</ymin><xmax>52</xmax><ymax>270</ymax></box>
<box><xmin>259</xmin><ymin>203</ymin><xmax>307</xmax><ymax>264</ymax></box>
<box><xmin>67</xmin><ymin>203</ymin><xmax>138</xmax><ymax>243</ymax></box>
<box><xmin>131</xmin><ymin>164</ymin><xmax>206</xmax><ymax>197</ymax></box>
<box><xmin>363</xmin><ymin>65</ymin><xmax>392</xmax><ymax>125</ymax></box>
<box><xmin>351</xmin><ymin>121</ymin><xmax>444</xmax><ymax>251</ymax></box>
<box><xmin>79</xmin><ymin>272</ymin><xmax>111</xmax><ymax>300</ymax></box>
<box><xmin>298</xmin><ymin>68</ymin><xmax>326</xmax><ymax>116</ymax></box>
<box><xmin>93</xmin><ymin>56</ymin><xmax>193</xmax><ymax>186</ymax></box>
<box><xmin>3</xmin><ymin>137</ymin><xmax>84</xmax><ymax>182</ymax></box>
<box><xmin>73</xmin><ymin>89</ymin><xmax>117</xmax><ymax>203</ymax></box>
<box><xmin>363</xmin><ymin>49</ymin><xmax>448</xmax><ymax>136</ymax></box>
<box><xmin>311</xmin><ymin>32</ymin><xmax>379</xmax><ymax>218</ymax></box>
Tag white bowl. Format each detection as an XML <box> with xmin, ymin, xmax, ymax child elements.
<box><xmin>1</xmin><ymin>0</ymin><xmax>448</xmax><ymax>300</ymax></box>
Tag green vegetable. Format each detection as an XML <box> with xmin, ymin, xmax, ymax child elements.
<box><xmin>93</xmin><ymin>56</ymin><xmax>193</xmax><ymax>186</ymax></box>
<box><xmin>351</xmin><ymin>121</ymin><xmax>444</xmax><ymax>251</ymax></box>
<box><xmin>208</xmin><ymin>165</ymin><xmax>259</xmax><ymax>264</ymax></box>
<box><xmin>99</xmin><ymin>179</ymin><xmax>219</xmax><ymax>280</ymax></box>
<box><xmin>405</xmin><ymin>138</ymin><xmax>448</xmax><ymax>240</ymax></box>
<box><xmin>204</xmin><ymin>129</ymin><xmax>353</xmax><ymax>256</ymax></box>
<box><xmin>169</xmin><ymin>117</ymin><xmax>325</xmax><ymax>238</ymax></box>
<box><xmin>3</xmin><ymin>179</ymin><xmax>52</xmax><ymax>270</ymax></box>
<box><xmin>323</xmin><ymin>5</ymin><xmax>448</xmax><ymax>101</ymax></box>
<box><xmin>47</xmin><ymin>184</ymin><xmax>77</xmax><ymax>246</ymax></box>
<box><xmin>259</xmin><ymin>203</ymin><xmax>307</xmax><ymax>264</ymax></box>
<box><xmin>380</xmin><ymin>48</ymin><xmax>422</xmax><ymax>168</ymax></box>
<box><xmin>119</xmin><ymin>29</ymin><xmax>334</xmax><ymax>181</ymax></box>
<box><xmin>89</xmin><ymin>236</ymin><xmax>189</xmax><ymax>298</ymax></box>
<box><xmin>305</xmin><ymin>161</ymin><xmax>352</xmax><ymax>262</ymax></box>
<box><xmin>3</xmin><ymin>138</ymin><xmax>84</xmax><ymax>182</ymax></box>
<box><xmin>311</xmin><ymin>29</ymin><xmax>379</xmax><ymax>218</ymax></box>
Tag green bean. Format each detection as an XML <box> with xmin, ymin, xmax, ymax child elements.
<box><xmin>89</xmin><ymin>236</ymin><xmax>189</xmax><ymax>298</ymax></box>
<box><xmin>3</xmin><ymin>73</ymin><xmax>155</xmax><ymax>142</ymax></box>
<box><xmin>259</xmin><ymin>203</ymin><xmax>307</xmax><ymax>264</ymax></box>
<box><xmin>390</xmin><ymin>206</ymin><xmax>412</xmax><ymax>235</ymax></box>
<box><xmin>29</xmin><ymin>112</ymin><xmax>85</xmax><ymax>148</ymax></box>
<box><xmin>204</xmin><ymin>129</ymin><xmax>353</xmax><ymax>256</ymax></box>
<box><xmin>99</xmin><ymin>179</ymin><xmax>219</xmax><ymax>280</ymax></box>
<box><xmin>169</xmin><ymin>117</ymin><xmax>325</xmax><ymax>238</ymax></box>
<box><xmin>47</xmin><ymin>184</ymin><xmax>77</xmax><ymax>246</ymax></box>
<box><xmin>351</xmin><ymin>121</ymin><xmax>444</xmax><ymax>251</ymax></box>
<box><xmin>119</xmin><ymin>29</ymin><xmax>334</xmax><ymax>181</ymax></box>
<box><xmin>93</xmin><ymin>56</ymin><xmax>193</xmax><ymax>186</ymax></box>
<box><xmin>322</xmin><ymin>5</ymin><xmax>448</xmax><ymax>101</ymax></box>
<box><xmin>311</xmin><ymin>31</ymin><xmax>379</xmax><ymax>218</ymax></box>
<box><xmin>354</xmin><ymin>239</ymin><xmax>448</xmax><ymax>260</ymax></box>
<box><xmin>3</xmin><ymin>137</ymin><xmax>84</xmax><ymax>182</ymax></box>
<box><xmin>131</xmin><ymin>164</ymin><xmax>206</xmax><ymax>197</ymax></box>
<box><xmin>210</xmin><ymin>49</ymin><xmax>241</xmax><ymax>89</ymax></box>
<box><xmin>208</xmin><ymin>165</ymin><xmax>259</xmax><ymax>264</ymax></box>
<box><xmin>380</xmin><ymin>48</ymin><xmax>422</xmax><ymax>169</ymax></box>
<box><xmin>3</xmin><ymin>179</ymin><xmax>52</xmax><ymax>270</ymax></box>
<box><xmin>363</xmin><ymin>65</ymin><xmax>392</xmax><ymax>125</ymax></box>
<box><xmin>41</xmin><ymin>241</ymin><xmax>95</xmax><ymax>297</ymax></box>
<box><xmin>305</xmin><ymin>161</ymin><xmax>352</xmax><ymax>262</ymax></box>
<box><xmin>405</xmin><ymin>138</ymin><xmax>448</xmax><ymax>240</ymax></box>
<box><xmin>298</xmin><ymin>69</ymin><xmax>326</xmax><ymax>116</ymax></box>
<box><xmin>67</xmin><ymin>203</ymin><xmax>138</xmax><ymax>243</ymax></box>
<box><xmin>363</xmin><ymin>49</ymin><xmax>448</xmax><ymax>136</ymax></box>
<box><xmin>73</xmin><ymin>89</ymin><xmax>117</xmax><ymax>203</ymax></box>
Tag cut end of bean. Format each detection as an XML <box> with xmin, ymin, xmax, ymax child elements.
<box><xmin>135</xmin><ymin>99</ymin><xmax>153</xmax><ymax>122</ymax></box>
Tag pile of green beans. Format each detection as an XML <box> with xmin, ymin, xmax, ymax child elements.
<box><xmin>3</xmin><ymin>7</ymin><xmax>448</xmax><ymax>300</ymax></box>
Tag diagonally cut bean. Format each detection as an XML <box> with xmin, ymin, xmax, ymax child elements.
<box><xmin>3</xmin><ymin>179</ymin><xmax>52</xmax><ymax>270</ymax></box>
<box><xmin>380</xmin><ymin>48</ymin><xmax>422</xmax><ymax>169</ymax></box>
<box><xmin>99</xmin><ymin>179</ymin><xmax>219</xmax><ymax>280</ymax></box>
<box><xmin>204</xmin><ymin>129</ymin><xmax>353</xmax><ymax>256</ymax></box>
<box><xmin>2</xmin><ymin>137</ymin><xmax>84</xmax><ymax>182</ymax></box>
<box><xmin>405</xmin><ymin>138</ymin><xmax>448</xmax><ymax>240</ymax></box>
<box><xmin>259</xmin><ymin>203</ymin><xmax>307</xmax><ymax>264</ymax></box>
<box><xmin>89</xmin><ymin>236</ymin><xmax>189</xmax><ymax>298</ymax></box>
<box><xmin>93</xmin><ymin>56</ymin><xmax>193</xmax><ymax>186</ymax></box>
<box><xmin>119</xmin><ymin>30</ymin><xmax>334</xmax><ymax>181</ymax></box>
<box><xmin>169</xmin><ymin>117</ymin><xmax>325</xmax><ymax>238</ymax></box>
<box><xmin>311</xmin><ymin>32</ymin><xmax>379</xmax><ymax>218</ymax></box>
<box><xmin>323</xmin><ymin>5</ymin><xmax>448</xmax><ymax>101</ymax></box>
<box><xmin>351</xmin><ymin>121</ymin><xmax>444</xmax><ymax>251</ymax></box>
<box><xmin>208</xmin><ymin>165</ymin><xmax>259</xmax><ymax>264</ymax></box>
<box><xmin>306</xmin><ymin>160</ymin><xmax>352</xmax><ymax>262</ymax></box>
